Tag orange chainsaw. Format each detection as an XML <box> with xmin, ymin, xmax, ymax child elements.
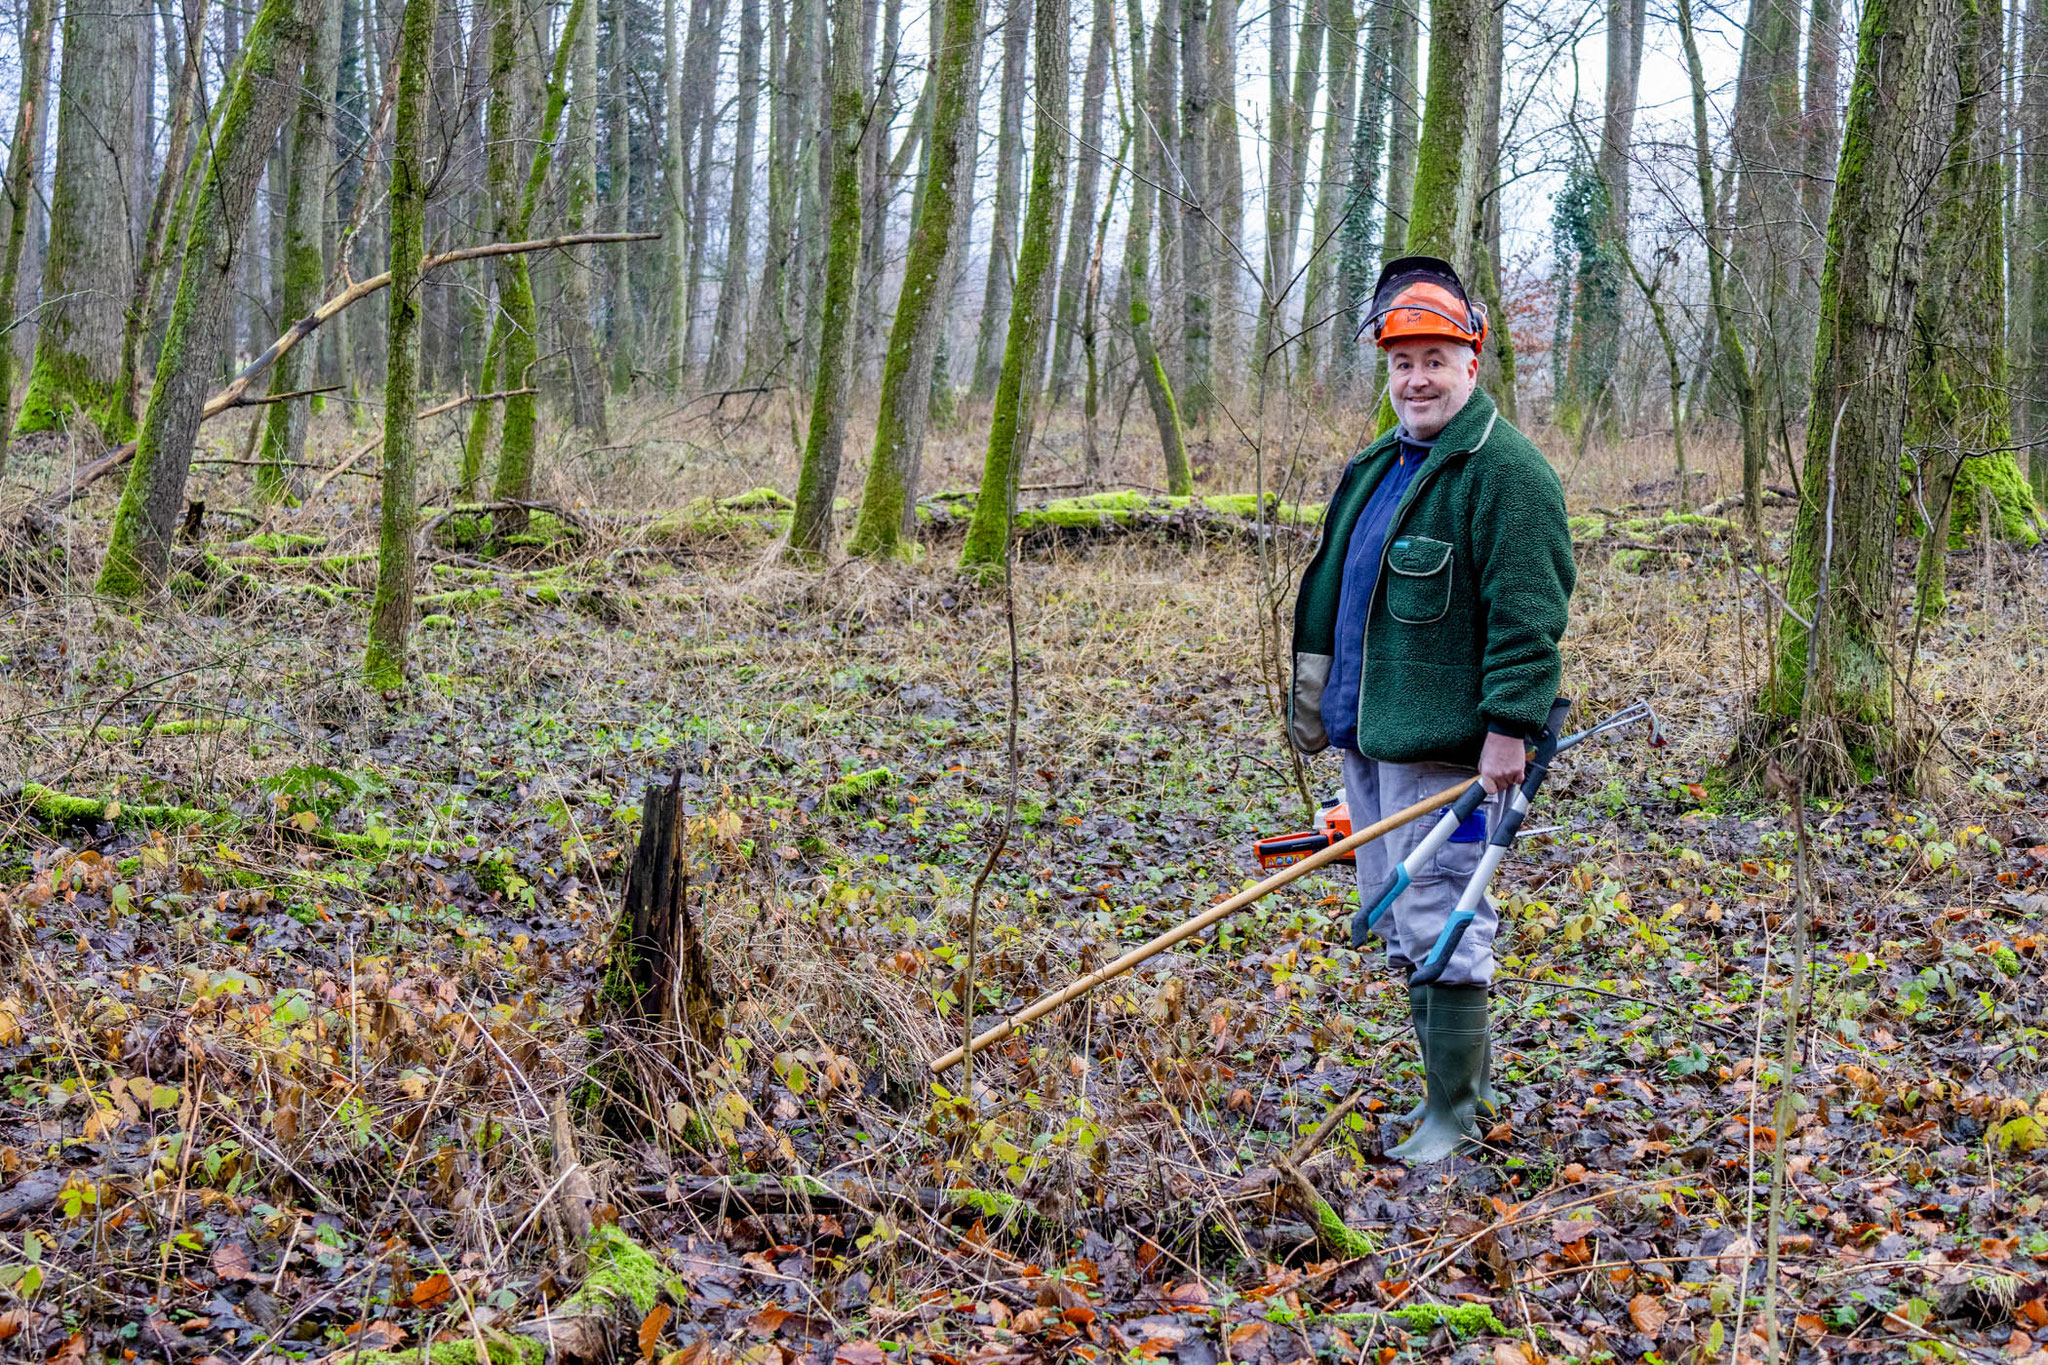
<box><xmin>1253</xmin><ymin>796</ymin><xmax>1355</xmax><ymax>869</ymax></box>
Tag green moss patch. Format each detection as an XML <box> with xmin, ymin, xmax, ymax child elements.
<box><xmin>824</xmin><ymin>767</ymin><xmax>895</xmax><ymax>809</ymax></box>
<box><xmin>15</xmin><ymin>783</ymin><xmax>224</xmax><ymax>833</ymax></box>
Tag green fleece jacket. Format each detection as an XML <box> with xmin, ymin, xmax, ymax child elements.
<box><xmin>1289</xmin><ymin>389</ymin><xmax>1575</xmax><ymax>764</ymax></box>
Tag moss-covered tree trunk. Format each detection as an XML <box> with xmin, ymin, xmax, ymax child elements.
<box><xmin>1176</xmin><ymin>0</ymin><xmax>1212</xmax><ymax>419</ymax></box>
<box><xmin>96</xmin><ymin>0</ymin><xmax>319</xmax><ymax>600</ymax></box>
<box><xmin>254</xmin><ymin>0</ymin><xmax>343</xmax><ymax>503</ymax></box>
<box><xmin>1123</xmin><ymin>0</ymin><xmax>1192</xmax><ymax>494</ymax></box>
<box><xmin>562</xmin><ymin>0</ymin><xmax>608</xmax><ymax>440</ymax></box>
<box><xmin>364</xmin><ymin>0</ymin><xmax>437</xmax><ymax>690</ymax></box>
<box><xmin>970</xmin><ymin>0</ymin><xmax>1031</xmax><ymax>399</ymax></box>
<box><xmin>961</xmin><ymin>0</ymin><xmax>1071</xmax><ymax>573</ymax></box>
<box><xmin>2024</xmin><ymin>0</ymin><xmax>2048</xmax><ymax>503</ymax></box>
<box><xmin>1050</xmin><ymin>0</ymin><xmax>1109</xmax><ymax>402</ymax></box>
<box><xmin>1402</xmin><ymin>0</ymin><xmax>1487</xmax><ymax>271</ymax></box>
<box><xmin>1250</xmin><ymin>0</ymin><xmax>1323</xmax><ymax>376</ymax></box>
<box><xmin>490</xmin><ymin>0</ymin><xmax>587</xmax><ymax>528</ymax></box>
<box><xmin>1299</xmin><ymin>0</ymin><xmax>1355</xmax><ymax>390</ymax></box>
<box><xmin>0</xmin><ymin>0</ymin><xmax>54</xmax><ymax>474</ymax></box>
<box><xmin>784</xmin><ymin>0</ymin><xmax>868</xmax><ymax>560</ymax></box>
<box><xmin>1909</xmin><ymin>0</ymin><xmax>2010</xmax><ymax>619</ymax></box>
<box><xmin>114</xmin><ymin>0</ymin><xmax>210</xmax><ymax>443</ymax></box>
<box><xmin>709</xmin><ymin>0</ymin><xmax>763</xmax><ymax>384</ymax></box>
<box><xmin>844</xmin><ymin>0</ymin><xmax>985</xmax><ymax>557</ymax></box>
<box><xmin>16</xmin><ymin>0</ymin><xmax>143</xmax><ymax>444</ymax></box>
<box><xmin>1761</xmin><ymin>0</ymin><xmax>1959</xmax><ymax>787</ymax></box>
<box><xmin>1380</xmin><ymin>0</ymin><xmax>1418</xmax><ymax>260</ymax></box>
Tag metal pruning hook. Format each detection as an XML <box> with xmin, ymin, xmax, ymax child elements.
<box><xmin>1353</xmin><ymin>697</ymin><xmax>1667</xmax><ymax>965</ymax></box>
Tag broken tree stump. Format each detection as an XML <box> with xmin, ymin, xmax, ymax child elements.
<box><xmin>597</xmin><ymin>772</ymin><xmax>724</xmax><ymax>1132</ymax></box>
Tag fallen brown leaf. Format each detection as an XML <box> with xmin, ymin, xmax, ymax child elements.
<box><xmin>639</xmin><ymin>1304</ymin><xmax>673</xmax><ymax>1360</ymax></box>
<box><xmin>1627</xmin><ymin>1294</ymin><xmax>1669</xmax><ymax>1336</ymax></box>
<box><xmin>412</xmin><ymin>1273</ymin><xmax>453</xmax><ymax>1310</ymax></box>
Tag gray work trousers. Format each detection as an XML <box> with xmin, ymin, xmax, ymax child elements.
<box><xmin>1341</xmin><ymin>749</ymin><xmax>1501</xmax><ymax>987</ymax></box>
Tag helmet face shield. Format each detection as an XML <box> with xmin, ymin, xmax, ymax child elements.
<box><xmin>1362</xmin><ymin>255</ymin><xmax>1489</xmax><ymax>355</ymax></box>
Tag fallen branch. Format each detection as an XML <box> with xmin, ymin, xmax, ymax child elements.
<box><xmin>45</xmin><ymin>233</ymin><xmax>657</xmax><ymax>508</ymax></box>
<box><xmin>308</xmin><ymin>387</ymin><xmax>537</xmax><ymax>497</ymax></box>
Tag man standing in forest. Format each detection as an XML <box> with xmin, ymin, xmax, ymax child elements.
<box><xmin>1288</xmin><ymin>257</ymin><xmax>1575</xmax><ymax>1163</ymax></box>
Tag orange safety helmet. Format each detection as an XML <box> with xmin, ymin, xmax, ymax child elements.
<box><xmin>1361</xmin><ymin>255</ymin><xmax>1489</xmax><ymax>355</ymax></box>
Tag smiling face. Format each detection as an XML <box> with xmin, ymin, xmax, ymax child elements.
<box><xmin>1385</xmin><ymin>339</ymin><xmax>1479</xmax><ymax>441</ymax></box>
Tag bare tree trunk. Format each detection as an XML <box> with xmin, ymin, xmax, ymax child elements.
<box><xmin>606</xmin><ymin>0</ymin><xmax>635</xmax><ymax>391</ymax></box>
<box><xmin>1729</xmin><ymin>0</ymin><xmax>1805</xmax><ymax>456</ymax></box>
<box><xmin>1125</xmin><ymin>0</ymin><xmax>1191</xmax><ymax>492</ymax></box>
<box><xmin>16</xmin><ymin>0</ymin><xmax>144</xmax><ymax>444</ymax></box>
<box><xmin>678</xmin><ymin>0</ymin><xmax>722</xmax><ymax>377</ymax></box>
<box><xmin>1050</xmin><ymin>0</ymin><xmax>1111</xmax><ymax>403</ymax></box>
<box><xmin>0</xmin><ymin>0</ymin><xmax>54</xmax><ymax>473</ymax></box>
<box><xmin>562</xmin><ymin>0</ymin><xmax>608</xmax><ymax>438</ymax></box>
<box><xmin>1330</xmin><ymin>0</ymin><xmax>1392</xmax><ymax>393</ymax></box>
<box><xmin>749</xmin><ymin>0</ymin><xmax>796</xmax><ymax>377</ymax></box>
<box><xmin>785</xmin><ymin>0</ymin><xmax>869</xmax><ymax>558</ymax></box>
<box><xmin>255</xmin><ymin>0</ymin><xmax>342</xmax><ymax>502</ymax></box>
<box><xmin>710</xmin><ymin>0</ymin><xmax>764</xmax><ymax>383</ymax></box>
<box><xmin>365</xmin><ymin>0</ymin><xmax>437</xmax><ymax>689</ymax></box>
<box><xmin>97</xmin><ymin>0</ymin><xmax>321</xmax><ymax>598</ymax></box>
<box><xmin>971</xmin><ymin>0</ymin><xmax>1032</xmax><ymax>397</ymax></box>
<box><xmin>854</xmin><ymin>0</ymin><xmax>903</xmax><ymax>381</ymax></box>
<box><xmin>1800</xmin><ymin>0</ymin><xmax>1841</xmax><ymax>310</ymax></box>
<box><xmin>1205</xmin><ymin>0</ymin><xmax>1241</xmax><ymax>395</ymax></box>
<box><xmin>663</xmin><ymin>0</ymin><xmax>689</xmax><ymax>388</ymax></box>
<box><xmin>1301</xmin><ymin>0</ymin><xmax>1356</xmax><ymax>389</ymax></box>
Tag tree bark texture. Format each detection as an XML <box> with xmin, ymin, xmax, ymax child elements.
<box><xmin>1050</xmin><ymin>0</ymin><xmax>1112</xmax><ymax>400</ymax></box>
<box><xmin>97</xmin><ymin>0</ymin><xmax>320</xmax><ymax>599</ymax></box>
<box><xmin>2024</xmin><ymin>0</ymin><xmax>2048</xmax><ymax>499</ymax></box>
<box><xmin>606</xmin><ymin>0</ymin><xmax>635</xmax><ymax>391</ymax></box>
<box><xmin>845</xmin><ymin>0</ymin><xmax>985</xmax><ymax>557</ymax></box>
<box><xmin>971</xmin><ymin>0</ymin><xmax>1032</xmax><ymax>397</ymax></box>
<box><xmin>1402</xmin><ymin>0</ymin><xmax>1487</xmax><ymax>270</ymax></box>
<box><xmin>710</xmin><ymin>0</ymin><xmax>764</xmax><ymax>383</ymax></box>
<box><xmin>1177</xmin><ymin>0</ymin><xmax>1212</xmax><ymax>416</ymax></box>
<box><xmin>16</xmin><ymin>0</ymin><xmax>144</xmax><ymax>443</ymax></box>
<box><xmin>1765</xmin><ymin>0</ymin><xmax>1960</xmax><ymax>780</ymax></box>
<box><xmin>786</xmin><ymin>0</ymin><xmax>870</xmax><ymax>558</ymax></box>
<box><xmin>256</xmin><ymin>0</ymin><xmax>343</xmax><ymax>503</ymax></box>
<box><xmin>1331</xmin><ymin>0</ymin><xmax>1393</xmax><ymax>392</ymax></box>
<box><xmin>1124</xmin><ymin>0</ymin><xmax>1192</xmax><ymax>493</ymax></box>
<box><xmin>1301</xmin><ymin>0</ymin><xmax>1357</xmax><ymax>388</ymax></box>
<box><xmin>562</xmin><ymin>0</ymin><xmax>608</xmax><ymax>438</ymax></box>
<box><xmin>364</xmin><ymin>0</ymin><xmax>437</xmax><ymax>690</ymax></box>
<box><xmin>962</xmin><ymin>0</ymin><xmax>1072</xmax><ymax>570</ymax></box>
<box><xmin>0</xmin><ymin>0</ymin><xmax>54</xmax><ymax>474</ymax></box>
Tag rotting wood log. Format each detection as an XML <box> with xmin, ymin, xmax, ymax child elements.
<box><xmin>43</xmin><ymin>232</ymin><xmax>658</xmax><ymax>510</ymax></box>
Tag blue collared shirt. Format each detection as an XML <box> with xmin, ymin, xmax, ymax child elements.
<box><xmin>1320</xmin><ymin>431</ymin><xmax>1432</xmax><ymax>752</ymax></box>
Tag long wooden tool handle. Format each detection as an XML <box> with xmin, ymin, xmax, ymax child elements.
<box><xmin>929</xmin><ymin>776</ymin><xmax>1479</xmax><ymax>1074</ymax></box>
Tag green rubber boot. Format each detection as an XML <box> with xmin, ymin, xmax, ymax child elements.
<box><xmin>1396</xmin><ymin>981</ymin><xmax>1429</xmax><ymax>1124</ymax></box>
<box><xmin>1387</xmin><ymin>985</ymin><xmax>1497</xmax><ymax>1164</ymax></box>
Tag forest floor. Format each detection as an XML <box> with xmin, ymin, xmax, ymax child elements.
<box><xmin>1</xmin><ymin>399</ymin><xmax>2047</xmax><ymax>1365</ymax></box>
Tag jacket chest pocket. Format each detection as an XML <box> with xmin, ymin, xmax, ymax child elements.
<box><xmin>1385</xmin><ymin>535</ymin><xmax>1454</xmax><ymax>623</ymax></box>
